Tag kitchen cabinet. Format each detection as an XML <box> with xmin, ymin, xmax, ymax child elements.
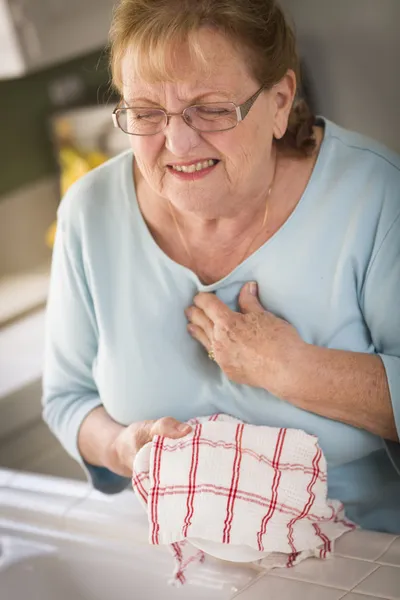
<box><xmin>0</xmin><ymin>0</ymin><xmax>114</xmax><ymax>79</ymax></box>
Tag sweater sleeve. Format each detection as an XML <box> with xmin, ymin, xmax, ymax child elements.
<box><xmin>361</xmin><ymin>210</ymin><xmax>400</xmax><ymax>472</ymax></box>
<box><xmin>42</xmin><ymin>190</ymin><xmax>129</xmax><ymax>494</ymax></box>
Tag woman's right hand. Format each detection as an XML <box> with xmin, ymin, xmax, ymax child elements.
<box><xmin>106</xmin><ymin>417</ymin><xmax>192</xmax><ymax>477</ymax></box>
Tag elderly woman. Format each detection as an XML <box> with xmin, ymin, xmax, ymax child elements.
<box><xmin>43</xmin><ymin>0</ymin><xmax>400</xmax><ymax>533</ymax></box>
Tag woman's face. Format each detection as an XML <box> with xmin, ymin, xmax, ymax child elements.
<box><xmin>121</xmin><ymin>28</ymin><xmax>294</xmax><ymax>219</ymax></box>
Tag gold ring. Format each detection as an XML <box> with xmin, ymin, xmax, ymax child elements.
<box><xmin>208</xmin><ymin>348</ymin><xmax>216</xmax><ymax>361</ymax></box>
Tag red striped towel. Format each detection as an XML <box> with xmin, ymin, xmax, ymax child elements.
<box><xmin>132</xmin><ymin>414</ymin><xmax>355</xmax><ymax>585</ymax></box>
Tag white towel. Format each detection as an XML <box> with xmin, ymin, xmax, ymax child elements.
<box><xmin>132</xmin><ymin>414</ymin><xmax>355</xmax><ymax>585</ymax></box>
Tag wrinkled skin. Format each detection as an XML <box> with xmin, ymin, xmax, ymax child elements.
<box><xmin>186</xmin><ymin>282</ymin><xmax>304</xmax><ymax>396</ymax></box>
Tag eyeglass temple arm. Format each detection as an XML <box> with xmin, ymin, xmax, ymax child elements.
<box><xmin>112</xmin><ymin>111</ymin><xmax>119</xmax><ymax>128</ymax></box>
<box><xmin>237</xmin><ymin>86</ymin><xmax>266</xmax><ymax>121</ymax></box>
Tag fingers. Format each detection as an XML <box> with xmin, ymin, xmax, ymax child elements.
<box><xmin>118</xmin><ymin>417</ymin><xmax>192</xmax><ymax>477</ymax></box>
<box><xmin>150</xmin><ymin>416</ymin><xmax>192</xmax><ymax>440</ymax></box>
<box><xmin>187</xmin><ymin>323</ymin><xmax>212</xmax><ymax>351</ymax></box>
<box><xmin>238</xmin><ymin>282</ymin><xmax>266</xmax><ymax>314</ymax></box>
<box><xmin>185</xmin><ymin>306</ymin><xmax>214</xmax><ymax>340</ymax></box>
<box><xmin>193</xmin><ymin>292</ymin><xmax>232</xmax><ymax>323</ymax></box>
<box><xmin>135</xmin><ymin>417</ymin><xmax>191</xmax><ymax>454</ymax></box>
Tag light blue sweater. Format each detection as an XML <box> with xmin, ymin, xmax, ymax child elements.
<box><xmin>42</xmin><ymin>118</ymin><xmax>400</xmax><ymax>533</ymax></box>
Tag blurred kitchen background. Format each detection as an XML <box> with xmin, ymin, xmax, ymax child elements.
<box><xmin>0</xmin><ymin>0</ymin><xmax>399</xmax><ymax>481</ymax></box>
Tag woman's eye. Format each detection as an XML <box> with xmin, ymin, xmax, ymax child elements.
<box><xmin>134</xmin><ymin>111</ymin><xmax>160</xmax><ymax>120</ymax></box>
<box><xmin>197</xmin><ymin>106</ymin><xmax>230</xmax><ymax>115</ymax></box>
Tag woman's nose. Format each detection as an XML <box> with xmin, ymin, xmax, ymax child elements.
<box><xmin>164</xmin><ymin>115</ymin><xmax>201</xmax><ymax>157</ymax></box>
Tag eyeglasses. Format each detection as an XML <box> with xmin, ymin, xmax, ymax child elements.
<box><xmin>112</xmin><ymin>85</ymin><xmax>265</xmax><ymax>136</ymax></box>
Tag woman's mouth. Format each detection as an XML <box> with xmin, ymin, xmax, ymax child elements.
<box><xmin>167</xmin><ymin>159</ymin><xmax>220</xmax><ymax>180</ymax></box>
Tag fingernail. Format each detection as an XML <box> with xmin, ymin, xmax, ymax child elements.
<box><xmin>177</xmin><ymin>423</ymin><xmax>192</xmax><ymax>433</ymax></box>
<box><xmin>188</xmin><ymin>325</ymin><xmax>195</xmax><ymax>335</ymax></box>
<box><xmin>249</xmin><ymin>282</ymin><xmax>258</xmax><ymax>296</ymax></box>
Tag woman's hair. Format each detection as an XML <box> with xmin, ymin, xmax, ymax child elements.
<box><xmin>109</xmin><ymin>0</ymin><xmax>316</xmax><ymax>156</ymax></box>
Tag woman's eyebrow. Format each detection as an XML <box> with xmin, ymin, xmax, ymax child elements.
<box><xmin>124</xmin><ymin>97</ymin><xmax>162</xmax><ymax>106</ymax></box>
<box><xmin>124</xmin><ymin>91</ymin><xmax>231</xmax><ymax>106</ymax></box>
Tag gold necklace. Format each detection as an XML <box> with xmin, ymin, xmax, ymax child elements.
<box><xmin>168</xmin><ymin>151</ymin><xmax>278</xmax><ymax>278</ymax></box>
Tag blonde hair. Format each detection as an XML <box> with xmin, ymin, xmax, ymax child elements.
<box><xmin>109</xmin><ymin>0</ymin><xmax>316</xmax><ymax>156</ymax></box>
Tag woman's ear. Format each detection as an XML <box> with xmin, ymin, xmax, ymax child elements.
<box><xmin>272</xmin><ymin>69</ymin><xmax>297</xmax><ymax>139</ymax></box>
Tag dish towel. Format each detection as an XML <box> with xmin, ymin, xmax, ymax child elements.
<box><xmin>132</xmin><ymin>414</ymin><xmax>356</xmax><ymax>585</ymax></box>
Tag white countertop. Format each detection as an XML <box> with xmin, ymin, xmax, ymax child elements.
<box><xmin>0</xmin><ymin>468</ymin><xmax>399</xmax><ymax>600</ymax></box>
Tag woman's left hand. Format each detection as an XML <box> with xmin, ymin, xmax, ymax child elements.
<box><xmin>185</xmin><ymin>282</ymin><xmax>306</xmax><ymax>396</ymax></box>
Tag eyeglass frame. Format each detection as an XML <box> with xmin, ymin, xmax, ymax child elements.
<box><xmin>112</xmin><ymin>84</ymin><xmax>266</xmax><ymax>136</ymax></box>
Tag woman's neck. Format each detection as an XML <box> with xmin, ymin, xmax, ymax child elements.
<box><xmin>135</xmin><ymin>169</ymin><xmax>274</xmax><ymax>282</ymax></box>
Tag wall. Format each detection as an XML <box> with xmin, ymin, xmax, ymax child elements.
<box><xmin>280</xmin><ymin>0</ymin><xmax>400</xmax><ymax>153</ymax></box>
